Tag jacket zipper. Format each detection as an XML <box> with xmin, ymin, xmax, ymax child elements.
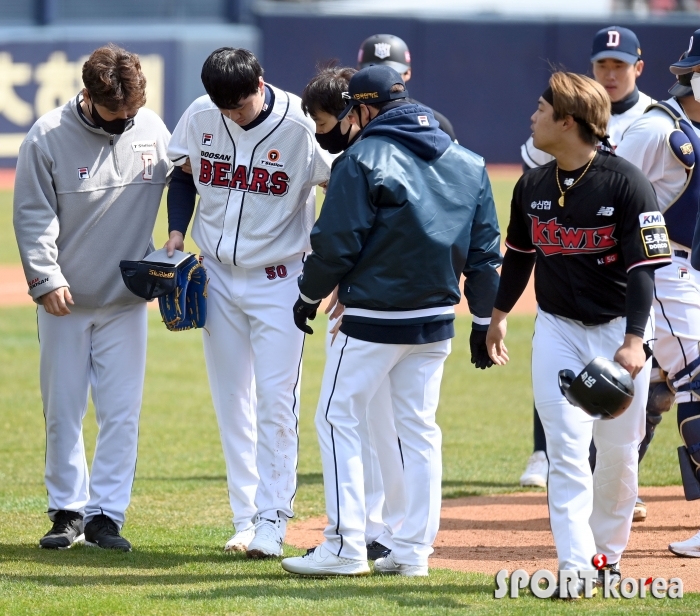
<box><xmin>110</xmin><ymin>135</ymin><xmax>121</xmax><ymax>177</ymax></box>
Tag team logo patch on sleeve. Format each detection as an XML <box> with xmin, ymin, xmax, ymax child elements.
<box><xmin>77</xmin><ymin>167</ymin><xmax>89</xmax><ymax>180</ymax></box>
<box><xmin>640</xmin><ymin>226</ymin><xmax>671</xmax><ymax>258</ymax></box>
<box><xmin>417</xmin><ymin>115</ymin><xmax>430</xmax><ymax>127</ymax></box>
<box><xmin>639</xmin><ymin>212</ymin><xmax>665</xmax><ymax>228</ymax></box>
<box><xmin>202</xmin><ymin>134</ymin><xmax>213</xmax><ymax>146</ymax></box>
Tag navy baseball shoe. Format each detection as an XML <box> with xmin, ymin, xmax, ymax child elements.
<box><xmin>39</xmin><ymin>510</ymin><xmax>84</xmax><ymax>549</ymax></box>
<box><xmin>84</xmin><ymin>514</ymin><xmax>132</xmax><ymax>552</ymax></box>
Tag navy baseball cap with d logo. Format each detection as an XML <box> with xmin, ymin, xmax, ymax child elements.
<box><xmin>337</xmin><ymin>65</ymin><xmax>407</xmax><ymax>120</ymax></box>
<box><xmin>671</xmin><ymin>29</ymin><xmax>700</xmax><ymax>74</ymax></box>
<box><xmin>590</xmin><ymin>26</ymin><xmax>642</xmax><ymax>65</ymax></box>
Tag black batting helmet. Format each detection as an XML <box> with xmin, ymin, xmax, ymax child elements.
<box><xmin>357</xmin><ymin>34</ymin><xmax>411</xmax><ymax>74</ymax></box>
<box><xmin>558</xmin><ymin>357</ymin><xmax>635</xmax><ymax>420</ymax></box>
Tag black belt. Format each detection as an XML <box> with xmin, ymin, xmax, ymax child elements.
<box><xmin>675</xmin><ymin>250</ymin><xmax>689</xmax><ymax>259</ymax></box>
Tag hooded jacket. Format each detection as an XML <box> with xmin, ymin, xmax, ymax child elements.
<box><xmin>298</xmin><ymin>103</ymin><xmax>501</xmax><ymax>339</ymax></box>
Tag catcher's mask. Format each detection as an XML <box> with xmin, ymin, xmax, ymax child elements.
<box><xmin>119</xmin><ymin>249</ymin><xmax>192</xmax><ymax>301</ymax></box>
<box><xmin>558</xmin><ymin>357</ymin><xmax>635</xmax><ymax>420</ymax></box>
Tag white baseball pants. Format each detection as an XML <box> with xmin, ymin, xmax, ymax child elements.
<box><xmin>652</xmin><ymin>248</ymin><xmax>700</xmax><ymax>402</ymax></box>
<box><xmin>38</xmin><ymin>302</ymin><xmax>147</xmax><ymax>528</ymax></box>
<box><xmin>316</xmin><ymin>333</ymin><xmax>449</xmax><ymax>565</ymax></box>
<box><xmin>326</xmin><ymin>328</ymin><xmax>406</xmax><ymax>548</ymax></box>
<box><xmin>202</xmin><ymin>253</ymin><xmax>304</xmax><ymax>530</ymax></box>
<box><xmin>533</xmin><ymin>308</ymin><xmax>652</xmax><ymax>572</ymax></box>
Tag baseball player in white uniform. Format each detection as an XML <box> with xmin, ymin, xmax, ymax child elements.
<box><xmin>488</xmin><ymin>72</ymin><xmax>671</xmax><ymax>596</ymax></box>
<box><xmin>519</xmin><ymin>28</ymin><xmax>654</xmax><ymax>514</ymax></box>
<box><xmin>13</xmin><ymin>45</ymin><xmax>172</xmax><ymax>552</ymax></box>
<box><xmin>300</xmin><ymin>65</ymin><xmax>406</xmax><ymax>560</ymax></box>
<box><xmin>616</xmin><ymin>31</ymin><xmax>700</xmax><ymax>558</ymax></box>
<box><xmin>166</xmin><ymin>48</ymin><xmax>331</xmax><ymax>558</ymax></box>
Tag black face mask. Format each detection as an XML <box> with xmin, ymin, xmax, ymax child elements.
<box><xmin>315</xmin><ymin>121</ymin><xmax>352</xmax><ymax>154</ymax></box>
<box><xmin>88</xmin><ymin>99</ymin><xmax>134</xmax><ymax>135</ymax></box>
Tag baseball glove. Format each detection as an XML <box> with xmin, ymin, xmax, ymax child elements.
<box><xmin>119</xmin><ymin>248</ymin><xmax>208</xmax><ymax>331</ymax></box>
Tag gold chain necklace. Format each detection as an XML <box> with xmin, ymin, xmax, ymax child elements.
<box><xmin>555</xmin><ymin>154</ymin><xmax>595</xmax><ymax>207</ymax></box>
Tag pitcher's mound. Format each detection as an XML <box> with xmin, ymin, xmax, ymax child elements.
<box><xmin>287</xmin><ymin>486</ymin><xmax>700</xmax><ymax>591</ymax></box>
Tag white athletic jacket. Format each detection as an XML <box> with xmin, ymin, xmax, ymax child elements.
<box><xmin>13</xmin><ymin>95</ymin><xmax>172</xmax><ymax>308</ymax></box>
<box><xmin>168</xmin><ymin>86</ymin><xmax>332</xmax><ymax>267</ymax></box>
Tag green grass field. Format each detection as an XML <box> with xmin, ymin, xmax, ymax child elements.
<box><xmin>0</xmin><ymin>183</ymin><xmax>693</xmax><ymax>614</ymax></box>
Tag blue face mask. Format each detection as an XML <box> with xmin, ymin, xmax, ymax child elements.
<box><xmin>88</xmin><ymin>98</ymin><xmax>135</xmax><ymax>135</ymax></box>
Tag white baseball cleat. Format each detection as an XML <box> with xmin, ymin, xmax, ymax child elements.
<box><xmin>224</xmin><ymin>526</ymin><xmax>256</xmax><ymax>552</ymax></box>
<box><xmin>669</xmin><ymin>530</ymin><xmax>700</xmax><ymax>557</ymax></box>
<box><xmin>246</xmin><ymin>515</ymin><xmax>286</xmax><ymax>559</ymax></box>
<box><xmin>374</xmin><ymin>552</ymin><xmax>429</xmax><ymax>577</ymax></box>
<box><xmin>519</xmin><ymin>450</ymin><xmax>548</xmax><ymax>488</ymax></box>
<box><xmin>633</xmin><ymin>497</ymin><xmax>647</xmax><ymax>523</ymax></box>
<box><xmin>281</xmin><ymin>544</ymin><xmax>370</xmax><ymax>576</ymax></box>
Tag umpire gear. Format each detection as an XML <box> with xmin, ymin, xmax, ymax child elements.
<box><xmin>558</xmin><ymin>357</ymin><xmax>635</xmax><ymax>420</ymax></box>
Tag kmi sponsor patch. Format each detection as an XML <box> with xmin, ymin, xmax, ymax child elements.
<box><xmin>639</xmin><ymin>212</ymin><xmax>665</xmax><ymax>228</ymax></box>
<box><xmin>640</xmin><ymin>226</ymin><xmax>671</xmax><ymax>258</ymax></box>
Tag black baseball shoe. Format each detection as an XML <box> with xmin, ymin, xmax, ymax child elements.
<box><xmin>552</xmin><ymin>579</ymin><xmax>598</xmax><ymax>600</ymax></box>
<box><xmin>596</xmin><ymin>561</ymin><xmax>621</xmax><ymax>588</ymax></box>
<box><xmin>84</xmin><ymin>514</ymin><xmax>132</xmax><ymax>552</ymax></box>
<box><xmin>39</xmin><ymin>510</ymin><xmax>84</xmax><ymax>549</ymax></box>
<box><xmin>366</xmin><ymin>541</ymin><xmax>391</xmax><ymax>561</ymax></box>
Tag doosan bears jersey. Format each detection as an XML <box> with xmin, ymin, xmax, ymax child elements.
<box><xmin>168</xmin><ymin>86</ymin><xmax>332</xmax><ymax>267</ymax></box>
<box><xmin>506</xmin><ymin>152</ymin><xmax>672</xmax><ymax>324</ymax></box>
<box><xmin>521</xmin><ymin>89</ymin><xmax>655</xmax><ymax>169</ymax></box>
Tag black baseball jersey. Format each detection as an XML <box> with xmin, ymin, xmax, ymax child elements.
<box><xmin>506</xmin><ymin>152</ymin><xmax>672</xmax><ymax>324</ymax></box>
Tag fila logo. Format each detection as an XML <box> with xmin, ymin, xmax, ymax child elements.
<box><xmin>202</xmin><ymin>133</ymin><xmax>213</xmax><ymax>146</ymax></box>
<box><xmin>529</xmin><ymin>215</ymin><xmax>617</xmax><ymax>256</ymax></box>
<box><xmin>639</xmin><ymin>212</ymin><xmax>665</xmax><ymax>228</ymax></box>
<box><xmin>607</xmin><ymin>31</ymin><xmax>620</xmax><ymax>47</ymax></box>
<box><xmin>597</xmin><ymin>207</ymin><xmax>614</xmax><ymax>216</ymax></box>
<box><xmin>679</xmin><ymin>267</ymin><xmax>690</xmax><ymax>280</ymax></box>
<box><xmin>78</xmin><ymin>167</ymin><xmax>89</xmax><ymax>180</ymax></box>
<box><xmin>374</xmin><ymin>42</ymin><xmax>392</xmax><ymax>59</ymax></box>
<box><xmin>417</xmin><ymin>115</ymin><xmax>429</xmax><ymax>127</ymax></box>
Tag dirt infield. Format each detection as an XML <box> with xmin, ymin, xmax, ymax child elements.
<box><xmin>287</xmin><ymin>486</ymin><xmax>700</xmax><ymax>592</ymax></box>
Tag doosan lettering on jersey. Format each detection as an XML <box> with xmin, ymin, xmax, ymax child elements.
<box><xmin>167</xmin><ymin>86</ymin><xmax>330</xmax><ymax>267</ymax></box>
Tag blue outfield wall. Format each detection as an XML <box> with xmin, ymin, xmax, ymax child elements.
<box><xmin>0</xmin><ymin>24</ymin><xmax>259</xmax><ymax>167</ymax></box>
<box><xmin>257</xmin><ymin>15</ymin><xmax>700</xmax><ymax>164</ymax></box>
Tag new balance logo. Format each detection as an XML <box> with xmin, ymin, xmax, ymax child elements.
<box><xmin>597</xmin><ymin>207</ymin><xmax>614</xmax><ymax>216</ymax></box>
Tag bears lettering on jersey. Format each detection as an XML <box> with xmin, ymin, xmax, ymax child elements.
<box><xmin>529</xmin><ymin>215</ymin><xmax>617</xmax><ymax>256</ymax></box>
<box><xmin>199</xmin><ymin>159</ymin><xmax>290</xmax><ymax>197</ymax></box>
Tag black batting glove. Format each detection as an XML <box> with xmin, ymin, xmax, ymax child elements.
<box><xmin>470</xmin><ymin>325</ymin><xmax>494</xmax><ymax>370</ymax></box>
<box><xmin>293</xmin><ymin>295</ymin><xmax>320</xmax><ymax>334</ymax></box>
